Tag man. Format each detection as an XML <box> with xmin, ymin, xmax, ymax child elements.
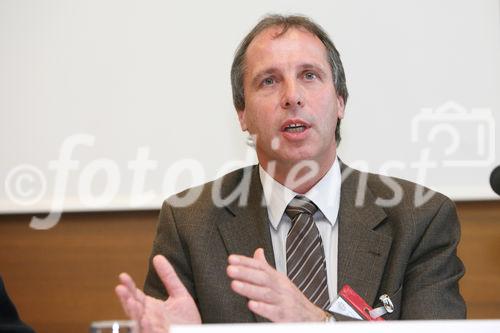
<box><xmin>115</xmin><ymin>14</ymin><xmax>466</xmax><ymax>331</ymax></box>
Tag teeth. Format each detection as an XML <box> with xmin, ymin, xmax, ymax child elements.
<box><xmin>283</xmin><ymin>122</ymin><xmax>307</xmax><ymax>133</ymax></box>
<box><xmin>285</xmin><ymin>124</ymin><xmax>305</xmax><ymax>133</ymax></box>
<box><xmin>286</xmin><ymin>127</ymin><xmax>304</xmax><ymax>133</ymax></box>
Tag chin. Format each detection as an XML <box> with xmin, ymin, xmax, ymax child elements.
<box><xmin>281</xmin><ymin>153</ymin><xmax>318</xmax><ymax>166</ymax></box>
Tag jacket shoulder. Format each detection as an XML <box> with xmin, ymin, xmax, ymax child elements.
<box><xmin>162</xmin><ymin>164</ymin><xmax>257</xmax><ymax>213</ymax></box>
<box><xmin>342</xmin><ymin>164</ymin><xmax>455</xmax><ymax>228</ymax></box>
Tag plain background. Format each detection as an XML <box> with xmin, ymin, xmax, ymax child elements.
<box><xmin>1</xmin><ymin>0</ymin><xmax>499</xmax><ymax>213</ymax></box>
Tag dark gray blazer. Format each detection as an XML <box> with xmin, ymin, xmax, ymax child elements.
<box><xmin>0</xmin><ymin>277</ymin><xmax>35</xmax><ymax>333</ymax></box>
<box><xmin>144</xmin><ymin>163</ymin><xmax>466</xmax><ymax>322</ymax></box>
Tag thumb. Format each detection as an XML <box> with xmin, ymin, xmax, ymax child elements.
<box><xmin>153</xmin><ymin>255</ymin><xmax>190</xmax><ymax>299</ymax></box>
<box><xmin>253</xmin><ymin>248</ymin><xmax>268</xmax><ymax>264</ymax></box>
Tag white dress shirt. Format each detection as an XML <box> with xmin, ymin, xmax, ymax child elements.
<box><xmin>259</xmin><ymin>157</ymin><xmax>341</xmax><ymax>301</ymax></box>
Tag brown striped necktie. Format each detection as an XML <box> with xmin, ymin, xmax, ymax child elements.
<box><xmin>285</xmin><ymin>196</ymin><xmax>330</xmax><ymax>309</ymax></box>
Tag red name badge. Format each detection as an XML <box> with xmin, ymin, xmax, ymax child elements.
<box><xmin>333</xmin><ymin>284</ymin><xmax>385</xmax><ymax>321</ymax></box>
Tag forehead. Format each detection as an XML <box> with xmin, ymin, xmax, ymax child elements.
<box><xmin>244</xmin><ymin>26</ymin><xmax>329</xmax><ymax>73</ymax></box>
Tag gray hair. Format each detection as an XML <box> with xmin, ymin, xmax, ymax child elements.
<box><xmin>230</xmin><ymin>14</ymin><xmax>349</xmax><ymax>144</ymax></box>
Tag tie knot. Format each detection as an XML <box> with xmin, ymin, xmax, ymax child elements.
<box><xmin>285</xmin><ymin>196</ymin><xmax>318</xmax><ymax>219</ymax></box>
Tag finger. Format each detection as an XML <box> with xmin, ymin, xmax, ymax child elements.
<box><xmin>119</xmin><ymin>273</ymin><xmax>138</xmax><ymax>296</ymax></box>
<box><xmin>227</xmin><ymin>264</ymin><xmax>269</xmax><ymax>286</ymax></box>
<box><xmin>253</xmin><ymin>248</ymin><xmax>268</xmax><ymax>264</ymax></box>
<box><xmin>231</xmin><ymin>280</ymin><xmax>275</xmax><ymax>304</ymax></box>
<box><xmin>227</xmin><ymin>253</ymin><xmax>268</xmax><ymax>271</ymax></box>
<box><xmin>247</xmin><ymin>300</ymin><xmax>281</xmax><ymax>322</ymax></box>
<box><xmin>115</xmin><ymin>284</ymin><xmax>131</xmax><ymax>302</ymax></box>
<box><xmin>115</xmin><ymin>285</ymin><xmax>133</xmax><ymax>317</ymax></box>
<box><xmin>119</xmin><ymin>273</ymin><xmax>147</xmax><ymax>304</ymax></box>
<box><xmin>153</xmin><ymin>255</ymin><xmax>190</xmax><ymax>298</ymax></box>
<box><xmin>126</xmin><ymin>293</ymin><xmax>144</xmax><ymax>321</ymax></box>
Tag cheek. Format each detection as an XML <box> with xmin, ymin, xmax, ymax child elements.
<box><xmin>313</xmin><ymin>95</ymin><xmax>335</xmax><ymax>116</ymax></box>
<box><xmin>245</xmin><ymin>102</ymin><xmax>268</xmax><ymax>127</ymax></box>
<box><xmin>242</xmin><ymin>111</ymin><xmax>261</xmax><ymax>134</ymax></box>
<box><xmin>314</xmin><ymin>98</ymin><xmax>339</xmax><ymax>132</ymax></box>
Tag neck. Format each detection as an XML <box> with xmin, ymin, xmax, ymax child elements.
<box><xmin>260</xmin><ymin>154</ymin><xmax>336</xmax><ymax>194</ymax></box>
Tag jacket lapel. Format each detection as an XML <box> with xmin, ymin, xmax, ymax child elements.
<box><xmin>215</xmin><ymin>166</ymin><xmax>276</xmax><ymax>266</ymax></box>
<box><xmin>337</xmin><ymin>163</ymin><xmax>393</xmax><ymax>306</ymax></box>
<box><xmin>214</xmin><ymin>166</ymin><xmax>275</xmax><ymax>322</ymax></box>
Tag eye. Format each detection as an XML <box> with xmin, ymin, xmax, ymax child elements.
<box><xmin>304</xmin><ymin>71</ymin><xmax>318</xmax><ymax>80</ymax></box>
<box><xmin>262</xmin><ymin>77</ymin><xmax>275</xmax><ymax>86</ymax></box>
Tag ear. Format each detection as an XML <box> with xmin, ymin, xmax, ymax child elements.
<box><xmin>336</xmin><ymin>95</ymin><xmax>345</xmax><ymax>120</ymax></box>
<box><xmin>237</xmin><ymin>109</ymin><xmax>248</xmax><ymax>131</ymax></box>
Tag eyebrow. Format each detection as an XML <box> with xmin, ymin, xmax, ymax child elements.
<box><xmin>250</xmin><ymin>63</ymin><xmax>329</xmax><ymax>87</ymax></box>
<box><xmin>251</xmin><ymin>67</ymin><xmax>279</xmax><ymax>87</ymax></box>
<box><xmin>299</xmin><ymin>63</ymin><xmax>328</xmax><ymax>77</ymax></box>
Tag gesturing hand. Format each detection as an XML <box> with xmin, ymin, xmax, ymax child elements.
<box><xmin>227</xmin><ymin>248</ymin><xmax>326</xmax><ymax>322</ymax></box>
<box><xmin>115</xmin><ymin>255</ymin><xmax>201</xmax><ymax>333</ymax></box>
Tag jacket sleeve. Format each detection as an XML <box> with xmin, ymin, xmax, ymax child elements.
<box><xmin>400</xmin><ymin>198</ymin><xmax>466</xmax><ymax>319</ymax></box>
<box><xmin>0</xmin><ymin>277</ymin><xmax>36</xmax><ymax>333</ymax></box>
<box><xmin>143</xmin><ymin>200</ymin><xmax>197</xmax><ymax>302</ymax></box>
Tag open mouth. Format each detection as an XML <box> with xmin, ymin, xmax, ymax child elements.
<box><xmin>281</xmin><ymin>119</ymin><xmax>311</xmax><ymax>134</ymax></box>
<box><xmin>284</xmin><ymin>123</ymin><xmax>307</xmax><ymax>133</ymax></box>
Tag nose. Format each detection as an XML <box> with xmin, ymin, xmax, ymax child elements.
<box><xmin>280</xmin><ymin>80</ymin><xmax>304</xmax><ymax>110</ymax></box>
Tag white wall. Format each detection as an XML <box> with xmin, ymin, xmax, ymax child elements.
<box><xmin>1</xmin><ymin>0</ymin><xmax>499</xmax><ymax>213</ymax></box>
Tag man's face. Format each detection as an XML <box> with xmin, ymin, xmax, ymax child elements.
<box><xmin>237</xmin><ymin>26</ymin><xmax>345</xmax><ymax>171</ymax></box>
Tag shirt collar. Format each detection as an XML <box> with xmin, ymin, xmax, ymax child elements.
<box><xmin>259</xmin><ymin>157</ymin><xmax>341</xmax><ymax>230</ymax></box>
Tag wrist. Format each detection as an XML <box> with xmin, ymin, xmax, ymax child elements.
<box><xmin>323</xmin><ymin>310</ymin><xmax>335</xmax><ymax>322</ymax></box>
<box><xmin>310</xmin><ymin>305</ymin><xmax>330</xmax><ymax>322</ymax></box>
